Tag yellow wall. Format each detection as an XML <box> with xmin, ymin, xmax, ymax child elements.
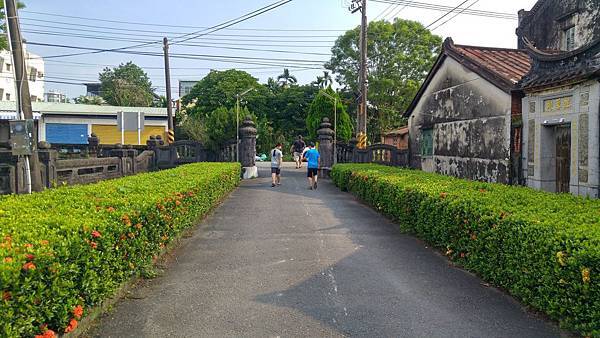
<box><xmin>92</xmin><ymin>124</ymin><xmax>166</xmax><ymax>145</ymax></box>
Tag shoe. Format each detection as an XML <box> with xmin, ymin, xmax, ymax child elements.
<box><xmin>308</xmin><ymin>186</ymin><xmax>313</xmax><ymax>190</ymax></box>
<box><xmin>314</xmin><ymin>182</ymin><xmax>317</xmax><ymax>190</ymax></box>
<box><xmin>277</xmin><ymin>183</ymin><xmax>281</xmax><ymax>186</ymax></box>
<box><xmin>272</xmin><ymin>183</ymin><xmax>276</xmax><ymax>187</ymax></box>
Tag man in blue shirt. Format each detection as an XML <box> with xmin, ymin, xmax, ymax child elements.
<box><xmin>303</xmin><ymin>142</ymin><xmax>320</xmax><ymax>190</ymax></box>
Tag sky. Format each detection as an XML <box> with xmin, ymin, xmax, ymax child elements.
<box><xmin>20</xmin><ymin>0</ymin><xmax>539</xmax><ymax>99</ymax></box>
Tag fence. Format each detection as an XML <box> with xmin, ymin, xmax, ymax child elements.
<box><xmin>335</xmin><ymin>142</ymin><xmax>409</xmax><ymax>167</ymax></box>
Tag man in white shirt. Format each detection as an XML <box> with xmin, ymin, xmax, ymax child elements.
<box><xmin>271</xmin><ymin>143</ymin><xmax>283</xmax><ymax>187</ymax></box>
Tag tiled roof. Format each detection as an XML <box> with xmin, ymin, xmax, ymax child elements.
<box><xmin>449</xmin><ymin>43</ymin><xmax>532</xmax><ymax>87</ymax></box>
<box><xmin>384</xmin><ymin>127</ymin><xmax>409</xmax><ymax>136</ymax></box>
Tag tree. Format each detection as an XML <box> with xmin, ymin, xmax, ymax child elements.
<box><xmin>326</xmin><ymin>19</ymin><xmax>442</xmax><ymax>140</ymax></box>
<box><xmin>73</xmin><ymin>95</ymin><xmax>105</xmax><ymax>105</ymax></box>
<box><xmin>181</xmin><ymin>69</ymin><xmax>266</xmax><ymax>118</ymax></box>
<box><xmin>99</xmin><ymin>62</ymin><xmax>155</xmax><ymax>107</ymax></box>
<box><xmin>306</xmin><ymin>87</ymin><xmax>353</xmax><ymax>142</ymax></box>
<box><xmin>0</xmin><ymin>1</ymin><xmax>25</xmax><ymax>50</ymax></box>
<box><xmin>277</xmin><ymin>68</ymin><xmax>297</xmax><ymax>88</ymax></box>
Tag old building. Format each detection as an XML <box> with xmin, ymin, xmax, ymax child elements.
<box><xmin>382</xmin><ymin>127</ymin><xmax>409</xmax><ymax>150</ymax></box>
<box><xmin>0</xmin><ymin>47</ymin><xmax>45</xmax><ymax>102</ymax></box>
<box><xmin>518</xmin><ymin>0</ymin><xmax>600</xmax><ymax>196</ymax></box>
<box><xmin>405</xmin><ymin>38</ymin><xmax>531</xmax><ymax>184</ymax></box>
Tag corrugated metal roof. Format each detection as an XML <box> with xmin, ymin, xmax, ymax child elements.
<box><xmin>452</xmin><ymin>45</ymin><xmax>532</xmax><ymax>85</ymax></box>
<box><xmin>0</xmin><ymin>101</ymin><xmax>167</xmax><ymax>116</ymax></box>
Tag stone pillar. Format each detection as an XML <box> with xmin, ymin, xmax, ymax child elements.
<box><xmin>87</xmin><ymin>133</ymin><xmax>100</xmax><ymax>158</ymax></box>
<box><xmin>239</xmin><ymin>116</ymin><xmax>258</xmax><ymax>179</ymax></box>
<box><xmin>317</xmin><ymin>117</ymin><xmax>335</xmax><ymax>178</ymax></box>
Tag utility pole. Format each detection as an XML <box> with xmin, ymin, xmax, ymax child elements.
<box><xmin>5</xmin><ymin>0</ymin><xmax>43</xmax><ymax>192</ymax></box>
<box><xmin>349</xmin><ymin>0</ymin><xmax>368</xmax><ymax>149</ymax></box>
<box><xmin>163</xmin><ymin>37</ymin><xmax>174</xmax><ymax>144</ymax></box>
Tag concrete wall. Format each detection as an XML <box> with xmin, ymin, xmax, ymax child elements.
<box><xmin>522</xmin><ymin>80</ymin><xmax>600</xmax><ymax>197</ymax></box>
<box><xmin>408</xmin><ymin>57</ymin><xmax>512</xmax><ymax>183</ymax></box>
<box><xmin>518</xmin><ymin>0</ymin><xmax>600</xmax><ymax>50</ymax></box>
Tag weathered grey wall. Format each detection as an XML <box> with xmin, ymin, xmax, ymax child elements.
<box><xmin>408</xmin><ymin>57</ymin><xmax>512</xmax><ymax>183</ymax></box>
<box><xmin>518</xmin><ymin>0</ymin><xmax>600</xmax><ymax>50</ymax></box>
<box><xmin>522</xmin><ymin>80</ymin><xmax>600</xmax><ymax>197</ymax></box>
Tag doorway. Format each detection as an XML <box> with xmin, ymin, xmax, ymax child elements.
<box><xmin>555</xmin><ymin>125</ymin><xmax>571</xmax><ymax>193</ymax></box>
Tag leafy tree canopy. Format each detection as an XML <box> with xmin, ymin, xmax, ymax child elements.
<box><xmin>326</xmin><ymin>19</ymin><xmax>442</xmax><ymax>138</ymax></box>
<box><xmin>0</xmin><ymin>1</ymin><xmax>25</xmax><ymax>51</ymax></box>
<box><xmin>73</xmin><ymin>95</ymin><xmax>104</xmax><ymax>105</ymax></box>
<box><xmin>306</xmin><ymin>87</ymin><xmax>353</xmax><ymax>142</ymax></box>
<box><xmin>99</xmin><ymin>61</ymin><xmax>155</xmax><ymax>107</ymax></box>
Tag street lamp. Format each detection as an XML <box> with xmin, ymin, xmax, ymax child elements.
<box><xmin>236</xmin><ymin>88</ymin><xmax>255</xmax><ymax>162</ymax></box>
<box><xmin>320</xmin><ymin>91</ymin><xmax>337</xmax><ymax>164</ymax></box>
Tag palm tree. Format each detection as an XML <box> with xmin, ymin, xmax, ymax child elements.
<box><xmin>277</xmin><ymin>68</ymin><xmax>297</xmax><ymax>87</ymax></box>
<box><xmin>322</xmin><ymin>71</ymin><xmax>332</xmax><ymax>88</ymax></box>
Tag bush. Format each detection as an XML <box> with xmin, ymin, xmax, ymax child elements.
<box><xmin>0</xmin><ymin>163</ymin><xmax>240</xmax><ymax>337</ymax></box>
<box><xmin>331</xmin><ymin>164</ymin><xmax>600</xmax><ymax>337</ymax></box>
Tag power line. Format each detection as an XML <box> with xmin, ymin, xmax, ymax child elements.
<box><xmin>425</xmin><ymin>0</ymin><xmax>470</xmax><ymax>28</ymax></box>
<box><xmin>21</xmin><ymin>10</ymin><xmax>347</xmax><ymax>31</ymax></box>
<box><xmin>38</xmin><ymin>0</ymin><xmax>294</xmax><ymax>59</ymax></box>
<box><xmin>369</xmin><ymin>0</ymin><xmax>516</xmax><ymax>19</ymax></box>
<box><xmin>21</xmin><ymin>20</ymin><xmax>340</xmax><ymax>38</ymax></box>
<box><xmin>431</xmin><ymin>0</ymin><xmax>481</xmax><ymax>31</ymax></box>
<box><xmin>22</xmin><ymin>30</ymin><xmax>333</xmax><ymax>56</ymax></box>
<box><xmin>386</xmin><ymin>3</ymin><xmax>408</xmax><ymax>20</ymax></box>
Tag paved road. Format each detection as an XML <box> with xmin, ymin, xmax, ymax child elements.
<box><xmin>93</xmin><ymin>163</ymin><xmax>561</xmax><ymax>338</ymax></box>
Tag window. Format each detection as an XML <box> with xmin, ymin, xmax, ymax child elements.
<box><xmin>564</xmin><ymin>26</ymin><xmax>575</xmax><ymax>51</ymax></box>
<box><xmin>0</xmin><ymin>57</ymin><xmax>4</xmax><ymax>73</ymax></box>
<box><xmin>0</xmin><ymin>89</ymin><xmax>4</xmax><ymax>101</ymax></box>
<box><xmin>5</xmin><ymin>64</ymin><xmax>11</xmax><ymax>72</ymax></box>
<box><xmin>420</xmin><ymin>128</ymin><xmax>433</xmax><ymax>156</ymax></box>
<box><xmin>30</xmin><ymin>95</ymin><xmax>37</xmax><ymax>102</ymax></box>
<box><xmin>5</xmin><ymin>93</ymin><xmax>10</xmax><ymax>101</ymax></box>
<box><xmin>29</xmin><ymin>67</ymin><xmax>37</xmax><ymax>82</ymax></box>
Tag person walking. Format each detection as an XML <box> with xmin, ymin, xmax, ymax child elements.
<box><xmin>303</xmin><ymin>142</ymin><xmax>320</xmax><ymax>190</ymax></box>
<box><xmin>290</xmin><ymin>135</ymin><xmax>306</xmax><ymax>169</ymax></box>
<box><xmin>271</xmin><ymin>143</ymin><xmax>283</xmax><ymax>187</ymax></box>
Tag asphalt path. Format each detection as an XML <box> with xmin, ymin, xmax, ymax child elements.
<box><xmin>92</xmin><ymin>162</ymin><xmax>561</xmax><ymax>337</ymax></box>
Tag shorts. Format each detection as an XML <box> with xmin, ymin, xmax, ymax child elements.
<box><xmin>293</xmin><ymin>152</ymin><xmax>302</xmax><ymax>161</ymax></box>
<box><xmin>271</xmin><ymin>167</ymin><xmax>281</xmax><ymax>175</ymax></box>
<box><xmin>307</xmin><ymin>168</ymin><xmax>318</xmax><ymax>177</ymax></box>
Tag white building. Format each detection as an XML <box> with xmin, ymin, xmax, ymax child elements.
<box><xmin>44</xmin><ymin>90</ymin><xmax>67</xmax><ymax>103</ymax></box>
<box><xmin>0</xmin><ymin>47</ymin><xmax>45</xmax><ymax>103</ymax></box>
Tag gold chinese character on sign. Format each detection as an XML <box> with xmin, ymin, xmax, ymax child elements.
<box><xmin>554</xmin><ymin>98</ymin><xmax>561</xmax><ymax>110</ymax></box>
<box><xmin>562</xmin><ymin>97</ymin><xmax>571</xmax><ymax>109</ymax></box>
<box><xmin>544</xmin><ymin>100</ymin><xmax>553</xmax><ymax>112</ymax></box>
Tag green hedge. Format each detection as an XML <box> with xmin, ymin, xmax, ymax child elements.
<box><xmin>331</xmin><ymin>164</ymin><xmax>599</xmax><ymax>337</ymax></box>
<box><xmin>0</xmin><ymin>163</ymin><xmax>240</xmax><ymax>337</ymax></box>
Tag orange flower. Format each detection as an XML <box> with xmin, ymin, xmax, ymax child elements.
<box><xmin>127</xmin><ymin>232</ymin><xmax>135</xmax><ymax>239</ymax></box>
<box><xmin>22</xmin><ymin>261</ymin><xmax>36</xmax><ymax>271</ymax></box>
<box><xmin>122</xmin><ymin>214</ymin><xmax>132</xmax><ymax>226</ymax></box>
<box><xmin>470</xmin><ymin>233</ymin><xmax>477</xmax><ymax>241</ymax></box>
<box><xmin>25</xmin><ymin>254</ymin><xmax>35</xmax><ymax>261</ymax></box>
<box><xmin>2</xmin><ymin>290</ymin><xmax>11</xmax><ymax>301</ymax></box>
<box><xmin>64</xmin><ymin>319</ymin><xmax>78</xmax><ymax>333</ymax></box>
<box><xmin>134</xmin><ymin>223</ymin><xmax>143</xmax><ymax>230</ymax></box>
<box><xmin>440</xmin><ymin>192</ymin><xmax>447</xmax><ymax>199</ymax></box>
<box><xmin>40</xmin><ymin>240</ymin><xmax>49</xmax><ymax>246</ymax></box>
<box><xmin>91</xmin><ymin>230</ymin><xmax>101</xmax><ymax>238</ymax></box>
<box><xmin>3</xmin><ymin>257</ymin><xmax>12</xmax><ymax>263</ymax></box>
<box><xmin>582</xmin><ymin>268</ymin><xmax>591</xmax><ymax>284</ymax></box>
<box><xmin>73</xmin><ymin>305</ymin><xmax>84</xmax><ymax>319</ymax></box>
<box><xmin>107</xmin><ymin>206</ymin><xmax>116</xmax><ymax>212</ymax></box>
<box><xmin>175</xmin><ymin>200</ymin><xmax>181</xmax><ymax>206</ymax></box>
<box><xmin>35</xmin><ymin>329</ymin><xmax>56</xmax><ymax>338</ymax></box>
<box><xmin>90</xmin><ymin>241</ymin><xmax>98</xmax><ymax>249</ymax></box>
<box><xmin>24</xmin><ymin>243</ymin><xmax>34</xmax><ymax>249</ymax></box>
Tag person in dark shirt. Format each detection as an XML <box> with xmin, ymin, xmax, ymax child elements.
<box><xmin>290</xmin><ymin>135</ymin><xmax>306</xmax><ymax>169</ymax></box>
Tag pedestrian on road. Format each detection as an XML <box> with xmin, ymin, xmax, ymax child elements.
<box><xmin>290</xmin><ymin>135</ymin><xmax>306</xmax><ymax>169</ymax></box>
<box><xmin>271</xmin><ymin>143</ymin><xmax>283</xmax><ymax>187</ymax></box>
<box><xmin>303</xmin><ymin>142</ymin><xmax>320</xmax><ymax>190</ymax></box>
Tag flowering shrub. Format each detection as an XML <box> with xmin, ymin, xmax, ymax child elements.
<box><xmin>331</xmin><ymin>164</ymin><xmax>599</xmax><ymax>336</ymax></box>
<box><xmin>0</xmin><ymin>163</ymin><xmax>240</xmax><ymax>337</ymax></box>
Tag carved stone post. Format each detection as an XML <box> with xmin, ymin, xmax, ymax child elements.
<box><xmin>239</xmin><ymin>115</ymin><xmax>258</xmax><ymax>179</ymax></box>
<box><xmin>87</xmin><ymin>133</ymin><xmax>100</xmax><ymax>158</ymax></box>
<box><xmin>317</xmin><ymin>117</ymin><xmax>335</xmax><ymax>178</ymax></box>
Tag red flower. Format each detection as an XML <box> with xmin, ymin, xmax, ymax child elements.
<box><xmin>2</xmin><ymin>290</ymin><xmax>11</xmax><ymax>301</ymax></box>
<box><xmin>22</xmin><ymin>261</ymin><xmax>36</xmax><ymax>271</ymax></box>
<box><xmin>90</xmin><ymin>241</ymin><xmax>98</xmax><ymax>249</ymax></box>
<box><xmin>25</xmin><ymin>254</ymin><xmax>35</xmax><ymax>261</ymax></box>
<box><xmin>64</xmin><ymin>319</ymin><xmax>78</xmax><ymax>333</ymax></box>
<box><xmin>91</xmin><ymin>230</ymin><xmax>101</xmax><ymax>238</ymax></box>
<box><xmin>73</xmin><ymin>305</ymin><xmax>84</xmax><ymax>319</ymax></box>
<box><xmin>35</xmin><ymin>329</ymin><xmax>57</xmax><ymax>338</ymax></box>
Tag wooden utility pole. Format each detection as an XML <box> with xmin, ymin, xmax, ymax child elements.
<box><xmin>163</xmin><ymin>37</ymin><xmax>174</xmax><ymax>144</ymax></box>
<box><xmin>358</xmin><ymin>0</ymin><xmax>368</xmax><ymax>148</ymax></box>
<box><xmin>5</xmin><ymin>0</ymin><xmax>43</xmax><ymax>191</ymax></box>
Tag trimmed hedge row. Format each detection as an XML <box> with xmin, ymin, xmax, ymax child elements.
<box><xmin>0</xmin><ymin>163</ymin><xmax>240</xmax><ymax>337</ymax></box>
<box><xmin>331</xmin><ymin>164</ymin><xmax>599</xmax><ymax>337</ymax></box>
